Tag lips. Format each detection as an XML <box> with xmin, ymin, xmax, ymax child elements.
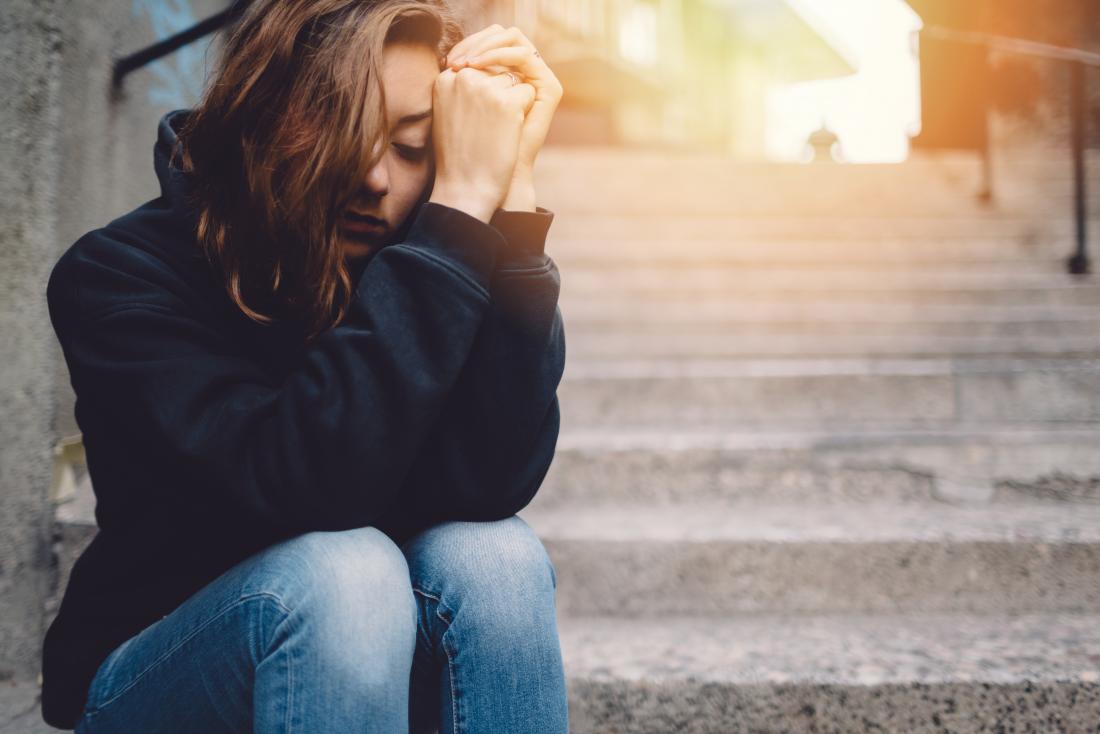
<box><xmin>345</xmin><ymin>211</ymin><xmax>386</xmax><ymax>226</ymax></box>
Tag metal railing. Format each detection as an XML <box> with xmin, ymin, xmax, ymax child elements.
<box><xmin>111</xmin><ymin>0</ymin><xmax>251</xmax><ymax>88</ymax></box>
<box><xmin>923</xmin><ymin>26</ymin><xmax>1098</xmax><ymax>275</ymax></box>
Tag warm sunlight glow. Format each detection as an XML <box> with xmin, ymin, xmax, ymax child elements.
<box><xmin>767</xmin><ymin>0</ymin><xmax>923</xmax><ymax>163</ymax></box>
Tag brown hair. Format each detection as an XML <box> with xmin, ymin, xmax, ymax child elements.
<box><xmin>174</xmin><ymin>0</ymin><xmax>464</xmax><ymax>342</ymax></box>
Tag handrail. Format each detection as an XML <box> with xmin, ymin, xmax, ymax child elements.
<box><xmin>923</xmin><ymin>26</ymin><xmax>1100</xmax><ymax>68</ymax></box>
<box><xmin>921</xmin><ymin>26</ymin><xmax>1094</xmax><ymax>275</ymax></box>
<box><xmin>111</xmin><ymin>0</ymin><xmax>251</xmax><ymax>88</ymax></box>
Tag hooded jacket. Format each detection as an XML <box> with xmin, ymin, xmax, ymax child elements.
<box><xmin>40</xmin><ymin>108</ymin><xmax>564</xmax><ymax>729</ymax></box>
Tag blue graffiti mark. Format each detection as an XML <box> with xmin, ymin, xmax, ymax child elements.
<box><xmin>131</xmin><ymin>0</ymin><xmax>213</xmax><ymax>108</ymax></box>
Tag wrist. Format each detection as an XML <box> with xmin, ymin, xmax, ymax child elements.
<box><xmin>500</xmin><ymin>174</ymin><xmax>536</xmax><ymax>213</ymax></box>
<box><xmin>428</xmin><ymin>186</ymin><xmax>497</xmax><ymax>224</ymax></box>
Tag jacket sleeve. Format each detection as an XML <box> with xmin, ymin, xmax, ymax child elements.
<box><xmin>46</xmin><ymin>202</ymin><xmax>507</xmax><ymax>538</ymax></box>
<box><xmin>372</xmin><ymin>206</ymin><xmax>565</xmax><ymax>544</ymax></box>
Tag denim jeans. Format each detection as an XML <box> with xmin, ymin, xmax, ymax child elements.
<box><xmin>72</xmin><ymin>515</ymin><xmax>568</xmax><ymax>733</ymax></box>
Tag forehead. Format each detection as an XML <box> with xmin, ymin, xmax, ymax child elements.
<box><xmin>379</xmin><ymin>42</ymin><xmax>438</xmax><ymax>126</ymax></box>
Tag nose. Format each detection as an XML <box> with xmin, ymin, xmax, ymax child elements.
<box><xmin>363</xmin><ymin>138</ymin><xmax>390</xmax><ymax>197</ymax></box>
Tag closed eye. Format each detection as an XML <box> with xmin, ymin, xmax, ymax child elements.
<box><xmin>394</xmin><ymin>143</ymin><xmax>430</xmax><ymax>161</ymax></box>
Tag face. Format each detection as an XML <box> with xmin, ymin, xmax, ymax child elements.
<box><xmin>340</xmin><ymin>41</ymin><xmax>438</xmax><ymax>261</ymax></box>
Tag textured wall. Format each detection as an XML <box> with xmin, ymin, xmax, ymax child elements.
<box><xmin>0</xmin><ymin>0</ymin><xmax>64</xmax><ymax>680</ymax></box>
<box><xmin>1</xmin><ymin>0</ymin><xmax>223</xmax><ymax>680</ymax></box>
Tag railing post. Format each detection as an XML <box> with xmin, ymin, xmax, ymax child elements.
<box><xmin>978</xmin><ymin>40</ymin><xmax>994</xmax><ymax>204</ymax></box>
<box><xmin>1068</xmin><ymin>59</ymin><xmax>1090</xmax><ymax>275</ymax></box>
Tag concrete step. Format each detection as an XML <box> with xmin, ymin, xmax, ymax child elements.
<box><xmin>559</xmin><ymin>612</ymin><xmax>1100</xmax><ymax>733</ymax></box>
<box><xmin>546</xmin><ymin>213</ymin><xmax>1080</xmax><ymax>241</ymax></box>
<box><xmin>563</xmin><ymin>331</ymin><xmax>1100</xmax><ymax>359</ymax></box>
<box><xmin>522</xmin><ymin>502</ymin><xmax>1100</xmax><ymax>616</ymax></box>
<box><xmin>549</xmin><ymin>237</ymin><xmax>1074</xmax><ymax>271</ymax></box>
<box><xmin>538</xmin><ymin>426</ymin><xmax>1100</xmax><ymax>508</ymax></box>
<box><xmin>561</xmin><ymin>284</ymin><xmax>1100</xmax><ymax>308</ymax></box>
<box><xmin>558</xmin><ymin>357</ymin><xmax>1100</xmax><ymax>428</ymax></box>
<box><xmin>559</xmin><ymin>301</ymin><xmax>1100</xmax><ymax>328</ymax></box>
<box><xmin>9</xmin><ymin>612</ymin><xmax>1100</xmax><ymax>734</ymax></box>
<box><xmin>559</xmin><ymin>282</ymin><xmax>1100</xmax><ymax>311</ymax></box>
<box><xmin>560</xmin><ymin>267</ymin><xmax>1100</xmax><ymax>296</ymax></box>
<box><xmin>534</xmin><ymin>148</ymin><xmax>1100</xmax><ymax>216</ymax></box>
<box><xmin>565</xmin><ymin>317</ymin><xmax>1100</xmax><ymax>340</ymax></box>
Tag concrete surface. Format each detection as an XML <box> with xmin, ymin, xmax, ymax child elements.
<box><xmin>0</xmin><ymin>0</ymin><xmax>64</xmax><ymax>683</ymax></box>
<box><xmin>561</xmin><ymin>612</ymin><xmax>1100</xmax><ymax>733</ymax></box>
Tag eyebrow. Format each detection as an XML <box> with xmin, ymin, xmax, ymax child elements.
<box><xmin>395</xmin><ymin>109</ymin><xmax>432</xmax><ymax>127</ymax></box>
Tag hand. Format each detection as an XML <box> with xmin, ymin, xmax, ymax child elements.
<box><xmin>446</xmin><ymin>25</ymin><xmax>563</xmax><ymax>179</ymax></box>
<box><xmin>427</xmin><ymin>64</ymin><xmax>536</xmax><ymax>223</ymax></box>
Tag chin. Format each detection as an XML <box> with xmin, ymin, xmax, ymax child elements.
<box><xmin>341</xmin><ymin>241</ymin><xmax>374</xmax><ymax>260</ymax></box>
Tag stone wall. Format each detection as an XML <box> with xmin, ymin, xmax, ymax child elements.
<box><xmin>0</xmin><ymin>0</ymin><xmax>223</xmax><ymax>680</ymax></box>
<box><xmin>0</xmin><ymin>0</ymin><xmax>64</xmax><ymax>681</ymax></box>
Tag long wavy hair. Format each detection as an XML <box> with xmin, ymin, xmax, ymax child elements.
<box><xmin>174</xmin><ymin>0</ymin><xmax>463</xmax><ymax>342</ymax></box>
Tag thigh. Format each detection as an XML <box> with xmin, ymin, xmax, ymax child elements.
<box><xmin>74</xmin><ymin>563</ymin><xmax>291</xmax><ymax>733</ymax></box>
<box><xmin>76</xmin><ymin>525</ymin><xmax>416</xmax><ymax>734</ymax></box>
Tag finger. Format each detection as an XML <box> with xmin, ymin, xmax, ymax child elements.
<box><xmin>450</xmin><ymin>27</ymin><xmax>532</xmax><ymax>67</ymax></box>
<box><xmin>445</xmin><ymin>24</ymin><xmax>507</xmax><ymax>65</ymax></box>
<box><xmin>463</xmin><ymin>45</ymin><xmax>551</xmax><ymax>84</ymax></box>
<box><xmin>453</xmin><ymin>65</ymin><xmax>523</xmax><ymax>97</ymax></box>
<box><xmin>448</xmin><ymin>29</ymin><xmax>513</xmax><ymax>69</ymax></box>
<box><xmin>452</xmin><ymin>64</ymin><xmax>507</xmax><ymax>87</ymax></box>
<box><xmin>434</xmin><ymin>65</ymin><xmax>457</xmax><ymax>90</ymax></box>
<box><xmin>504</xmin><ymin>81</ymin><xmax>537</xmax><ymax>115</ymax></box>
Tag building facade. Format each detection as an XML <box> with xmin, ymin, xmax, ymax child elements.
<box><xmin>461</xmin><ymin>0</ymin><xmax>855</xmax><ymax>156</ymax></box>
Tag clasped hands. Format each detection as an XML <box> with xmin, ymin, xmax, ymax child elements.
<box><xmin>445</xmin><ymin>25</ymin><xmax>563</xmax><ymax>212</ymax></box>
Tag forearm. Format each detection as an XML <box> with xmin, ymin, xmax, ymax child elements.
<box><xmin>374</xmin><ymin>324</ymin><xmax>563</xmax><ymax>539</ymax></box>
<box><xmin>372</xmin><ymin>257</ymin><xmax>565</xmax><ymax>545</ymax></box>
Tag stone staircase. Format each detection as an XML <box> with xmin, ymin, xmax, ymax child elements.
<box><xmin>25</xmin><ymin>149</ymin><xmax>1100</xmax><ymax>732</ymax></box>
<box><xmin>520</xmin><ymin>148</ymin><xmax>1100</xmax><ymax>732</ymax></box>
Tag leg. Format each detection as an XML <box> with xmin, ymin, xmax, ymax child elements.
<box><xmin>74</xmin><ymin>525</ymin><xmax>418</xmax><ymax>734</ymax></box>
<box><xmin>401</xmin><ymin>514</ymin><xmax>568</xmax><ymax>734</ymax></box>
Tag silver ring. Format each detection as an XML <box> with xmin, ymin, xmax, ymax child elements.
<box><xmin>505</xmin><ymin>71</ymin><xmax>519</xmax><ymax>86</ymax></box>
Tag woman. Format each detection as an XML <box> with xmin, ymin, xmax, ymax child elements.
<box><xmin>40</xmin><ymin>1</ymin><xmax>567</xmax><ymax>731</ymax></box>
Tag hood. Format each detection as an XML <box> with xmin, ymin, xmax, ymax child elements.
<box><xmin>154</xmin><ymin>108</ymin><xmax>203</xmax><ymax>259</ymax></box>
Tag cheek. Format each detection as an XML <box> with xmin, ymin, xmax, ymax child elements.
<box><xmin>390</xmin><ymin>162</ymin><xmax>434</xmax><ymax>220</ymax></box>
<box><xmin>411</xmin><ymin>159</ymin><xmax>434</xmax><ymax>197</ymax></box>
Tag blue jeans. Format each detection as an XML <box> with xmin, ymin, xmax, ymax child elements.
<box><xmin>73</xmin><ymin>515</ymin><xmax>568</xmax><ymax>733</ymax></box>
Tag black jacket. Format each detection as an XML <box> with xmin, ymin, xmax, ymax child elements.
<box><xmin>40</xmin><ymin>109</ymin><xmax>564</xmax><ymax>729</ymax></box>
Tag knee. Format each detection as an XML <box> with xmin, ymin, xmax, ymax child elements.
<box><xmin>405</xmin><ymin>515</ymin><xmax>558</xmax><ymax>627</ymax></box>
<box><xmin>257</xmin><ymin>526</ymin><xmax>417</xmax><ymax>659</ymax></box>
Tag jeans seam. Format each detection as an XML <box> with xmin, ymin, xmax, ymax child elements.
<box><xmin>411</xmin><ymin>589</ymin><xmax>434</xmax><ymax>652</ymax></box>
<box><xmin>286</xmin><ymin>607</ymin><xmax>295</xmax><ymax>734</ymax></box>
<box><xmin>413</xmin><ymin>586</ymin><xmax>460</xmax><ymax>734</ymax></box>
<box><xmin>85</xmin><ymin>591</ymin><xmax>293</xmax><ymax>718</ymax></box>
